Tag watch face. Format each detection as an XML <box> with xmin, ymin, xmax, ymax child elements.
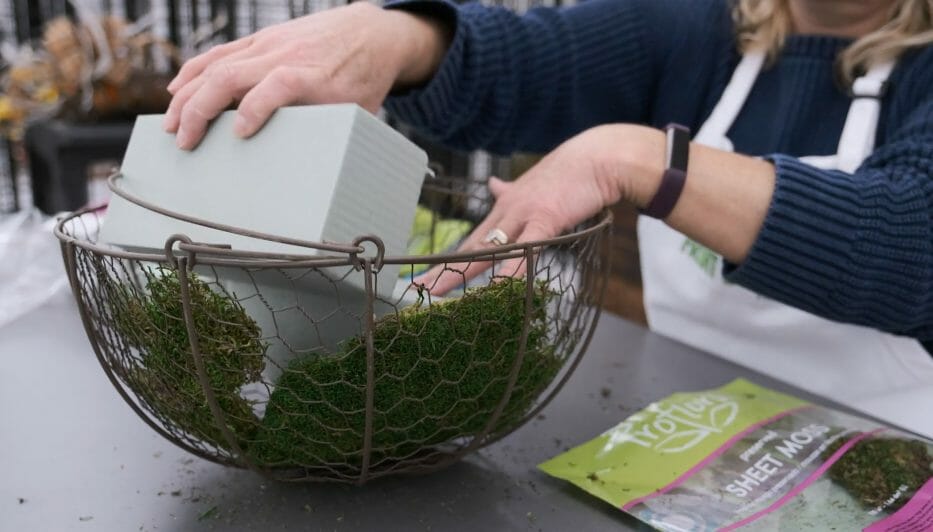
<box><xmin>644</xmin><ymin>124</ymin><xmax>691</xmax><ymax>219</ymax></box>
<box><xmin>666</xmin><ymin>125</ymin><xmax>690</xmax><ymax>171</ymax></box>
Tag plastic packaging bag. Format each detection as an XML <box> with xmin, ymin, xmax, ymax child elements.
<box><xmin>0</xmin><ymin>209</ymin><xmax>71</xmax><ymax>328</ymax></box>
<box><xmin>540</xmin><ymin>379</ymin><xmax>933</xmax><ymax>531</ymax></box>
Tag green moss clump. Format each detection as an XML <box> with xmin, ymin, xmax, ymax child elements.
<box><xmin>252</xmin><ymin>278</ymin><xmax>559</xmax><ymax>469</ymax></box>
<box><xmin>825</xmin><ymin>436</ymin><xmax>932</xmax><ymax>511</ymax></box>
<box><xmin>110</xmin><ymin>267</ymin><xmax>266</xmax><ymax>450</ymax></box>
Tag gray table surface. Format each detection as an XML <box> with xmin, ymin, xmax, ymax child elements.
<box><xmin>1</xmin><ymin>291</ymin><xmax>835</xmax><ymax>532</ymax></box>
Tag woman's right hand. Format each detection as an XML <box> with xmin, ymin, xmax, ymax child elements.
<box><xmin>162</xmin><ymin>2</ymin><xmax>451</xmax><ymax>150</ymax></box>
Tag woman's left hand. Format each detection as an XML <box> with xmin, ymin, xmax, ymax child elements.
<box><xmin>416</xmin><ymin>124</ymin><xmax>665</xmax><ymax>294</ymax></box>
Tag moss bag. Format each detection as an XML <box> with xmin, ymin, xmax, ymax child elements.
<box><xmin>540</xmin><ymin>379</ymin><xmax>933</xmax><ymax>531</ymax></box>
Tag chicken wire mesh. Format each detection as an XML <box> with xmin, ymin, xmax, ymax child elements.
<box><xmin>55</xmin><ymin>172</ymin><xmax>611</xmax><ymax>483</ymax></box>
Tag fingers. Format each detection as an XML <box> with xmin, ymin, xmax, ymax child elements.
<box><xmin>167</xmin><ymin>36</ymin><xmax>255</xmax><ymax>94</ymax></box>
<box><xmin>161</xmin><ymin>3</ymin><xmax>401</xmax><ymax>150</ymax></box>
<box><xmin>415</xmin><ymin>206</ymin><xmax>560</xmax><ymax>296</ymax></box>
<box><xmin>416</xmin><ymin>215</ymin><xmax>524</xmax><ymax>296</ymax></box>
<box><xmin>163</xmin><ymin>75</ymin><xmax>206</xmax><ymax>133</ymax></box>
<box><xmin>170</xmin><ymin>56</ymin><xmax>287</xmax><ymax>149</ymax></box>
<box><xmin>165</xmin><ymin>59</ymin><xmax>355</xmax><ymax>149</ymax></box>
<box><xmin>487</xmin><ymin>176</ymin><xmax>513</xmax><ymax>198</ymax></box>
<box><xmin>164</xmin><ymin>50</ymin><xmax>262</xmax><ymax>134</ymax></box>
<box><xmin>416</xmin><ymin>180</ymin><xmax>520</xmax><ymax>294</ymax></box>
<box><xmin>234</xmin><ymin>66</ymin><xmax>321</xmax><ymax>138</ymax></box>
<box><xmin>496</xmin><ymin>220</ymin><xmax>552</xmax><ymax>280</ymax></box>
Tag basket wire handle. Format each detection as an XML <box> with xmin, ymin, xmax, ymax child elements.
<box><xmin>108</xmin><ymin>173</ymin><xmax>366</xmax><ymax>256</ymax></box>
<box><xmin>163</xmin><ymin>233</ymin><xmax>231</xmax><ymax>268</ymax></box>
<box><xmin>349</xmin><ymin>235</ymin><xmax>386</xmax><ymax>274</ymax></box>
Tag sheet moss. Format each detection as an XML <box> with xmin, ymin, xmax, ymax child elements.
<box><xmin>825</xmin><ymin>436</ymin><xmax>932</xmax><ymax>511</ymax></box>
<box><xmin>252</xmin><ymin>278</ymin><xmax>559</xmax><ymax>469</ymax></box>
<box><xmin>110</xmin><ymin>267</ymin><xmax>265</xmax><ymax>451</ymax></box>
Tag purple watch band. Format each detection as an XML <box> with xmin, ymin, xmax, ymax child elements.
<box><xmin>641</xmin><ymin>123</ymin><xmax>691</xmax><ymax>219</ymax></box>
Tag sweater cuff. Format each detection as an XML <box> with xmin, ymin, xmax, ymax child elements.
<box><xmin>383</xmin><ymin>0</ymin><xmax>467</xmax><ymax>137</ymax></box>
<box><xmin>724</xmin><ymin>154</ymin><xmax>855</xmax><ymax>309</ymax></box>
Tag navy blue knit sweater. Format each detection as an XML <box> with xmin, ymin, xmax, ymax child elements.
<box><xmin>385</xmin><ymin>0</ymin><xmax>933</xmax><ymax>340</ymax></box>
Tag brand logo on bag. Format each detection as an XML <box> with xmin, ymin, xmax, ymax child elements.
<box><xmin>602</xmin><ymin>394</ymin><xmax>739</xmax><ymax>454</ymax></box>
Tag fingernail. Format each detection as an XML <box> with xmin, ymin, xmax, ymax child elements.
<box><xmin>162</xmin><ymin>112</ymin><xmax>175</xmax><ymax>132</ymax></box>
<box><xmin>176</xmin><ymin>127</ymin><xmax>191</xmax><ymax>149</ymax></box>
<box><xmin>166</xmin><ymin>78</ymin><xmax>179</xmax><ymax>93</ymax></box>
<box><xmin>233</xmin><ymin>114</ymin><xmax>250</xmax><ymax>137</ymax></box>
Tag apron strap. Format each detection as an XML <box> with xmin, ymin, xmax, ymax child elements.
<box><xmin>835</xmin><ymin>60</ymin><xmax>896</xmax><ymax>173</ymax></box>
<box><xmin>694</xmin><ymin>50</ymin><xmax>766</xmax><ymax>151</ymax></box>
<box><xmin>694</xmin><ymin>50</ymin><xmax>896</xmax><ymax>173</ymax></box>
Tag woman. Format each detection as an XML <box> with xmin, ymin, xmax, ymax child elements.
<box><xmin>163</xmin><ymin>0</ymin><xmax>933</xmax><ymax>436</ymax></box>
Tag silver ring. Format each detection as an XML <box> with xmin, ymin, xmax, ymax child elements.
<box><xmin>484</xmin><ymin>228</ymin><xmax>509</xmax><ymax>246</ymax></box>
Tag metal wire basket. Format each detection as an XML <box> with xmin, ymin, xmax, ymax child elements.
<box><xmin>55</xmin><ymin>171</ymin><xmax>611</xmax><ymax>484</ymax></box>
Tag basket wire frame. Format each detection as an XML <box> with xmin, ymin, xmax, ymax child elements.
<box><xmin>55</xmin><ymin>170</ymin><xmax>612</xmax><ymax>484</ymax></box>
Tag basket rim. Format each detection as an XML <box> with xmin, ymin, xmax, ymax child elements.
<box><xmin>55</xmin><ymin>175</ymin><xmax>612</xmax><ymax>483</ymax></box>
<box><xmin>53</xmin><ymin>172</ymin><xmax>613</xmax><ymax>269</ymax></box>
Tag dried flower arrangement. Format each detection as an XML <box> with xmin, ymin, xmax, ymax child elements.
<box><xmin>0</xmin><ymin>13</ymin><xmax>179</xmax><ymax>139</ymax></box>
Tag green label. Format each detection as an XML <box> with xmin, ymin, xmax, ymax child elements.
<box><xmin>538</xmin><ymin>379</ymin><xmax>810</xmax><ymax>509</ymax></box>
<box><xmin>681</xmin><ymin>237</ymin><xmax>719</xmax><ymax>277</ymax></box>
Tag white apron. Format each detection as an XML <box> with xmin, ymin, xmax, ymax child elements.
<box><xmin>638</xmin><ymin>50</ymin><xmax>933</xmax><ymax>438</ymax></box>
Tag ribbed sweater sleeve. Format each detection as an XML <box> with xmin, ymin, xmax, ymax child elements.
<box><xmin>384</xmin><ymin>0</ymin><xmax>725</xmax><ymax>154</ymax></box>
<box><xmin>383</xmin><ymin>0</ymin><xmax>933</xmax><ymax>339</ymax></box>
<box><xmin>726</xmin><ymin>48</ymin><xmax>933</xmax><ymax>339</ymax></box>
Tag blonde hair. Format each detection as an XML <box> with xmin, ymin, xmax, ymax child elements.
<box><xmin>733</xmin><ymin>0</ymin><xmax>933</xmax><ymax>84</ymax></box>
